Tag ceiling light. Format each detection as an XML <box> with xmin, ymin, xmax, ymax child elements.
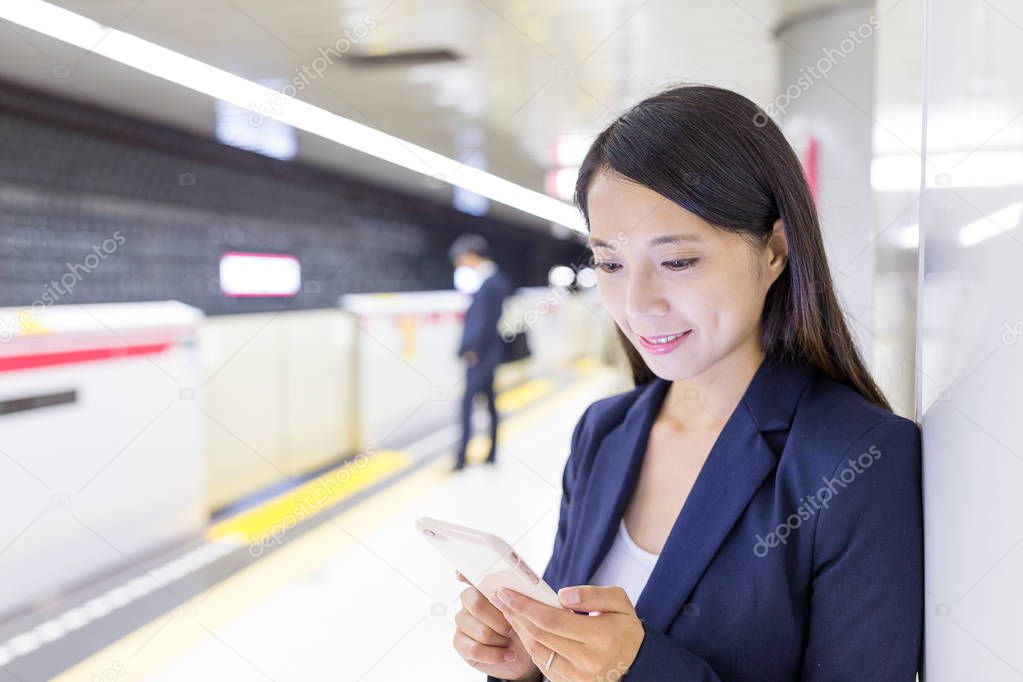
<box><xmin>0</xmin><ymin>1</ymin><xmax>585</xmax><ymax>233</ymax></box>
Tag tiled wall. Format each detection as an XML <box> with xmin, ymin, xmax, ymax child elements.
<box><xmin>0</xmin><ymin>81</ymin><xmax>579</xmax><ymax>315</ymax></box>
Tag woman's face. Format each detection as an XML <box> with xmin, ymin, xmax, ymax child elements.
<box><xmin>586</xmin><ymin>170</ymin><xmax>787</xmax><ymax>382</ymax></box>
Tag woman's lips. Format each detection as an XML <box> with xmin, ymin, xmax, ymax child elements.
<box><xmin>636</xmin><ymin>330</ymin><xmax>692</xmax><ymax>354</ymax></box>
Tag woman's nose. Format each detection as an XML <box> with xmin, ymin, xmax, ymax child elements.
<box><xmin>624</xmin><ymin>274</ymin><xmax>668</xmax><ymax>319</ymax></box>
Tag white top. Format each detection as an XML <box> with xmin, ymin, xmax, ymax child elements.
<box><xmin>538</xmin><ymin>520</ymin><xmax>659</xmax><ymax>681</ymax></box>
<box><xmin>589</xmin><ymin>518</ymin><xmax>660</xmax><ymax>606</ymax></box>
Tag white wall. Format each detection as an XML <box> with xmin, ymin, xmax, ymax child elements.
<box><xmin>918</xmin><ymin>0</ymin><xmax>1023</xmax><ymax>678</ymax></box>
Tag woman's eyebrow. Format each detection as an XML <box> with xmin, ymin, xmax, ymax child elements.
<box><xmin>588</xmin><ymin>233</ymin><xmax>703</xmax><ymax>249</ymax></box>
<box><xmin>649</xmin><ymin>233</ymin><xmax>703</xmax><ymax>246</ymax></box>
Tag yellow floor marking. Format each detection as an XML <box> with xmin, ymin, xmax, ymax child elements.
<box><xmin>494</xmin><ymin>377</ymin><xmax>553</xmax><ymax>413</ymax></box>
<box><xmin>205</xmin><ymin>449</ymin><xmax>411</xmax><ymax>545</ymax></box>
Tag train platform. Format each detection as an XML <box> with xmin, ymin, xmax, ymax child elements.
<box><xmin>1</xmin><ymin>362</ymin><xmax>625</xmax><ymax>681</ymax></box>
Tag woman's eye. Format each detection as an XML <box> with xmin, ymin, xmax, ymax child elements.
<box><xmin>593</xmin><ymin>259</ymin><xmax>696</xmax><ymax>273</ymax></box>
<box><xmin>594</xmin><ymin>261</ymin><xmax>621</xmax><ymax>273</ymax></box>
<box><xmin>663</xmin><ymin>258</ymin><xmax>698</xmax><ymax>271</ymax></box>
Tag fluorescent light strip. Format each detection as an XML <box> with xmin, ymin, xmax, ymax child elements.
<box><xmin>871</xmin><ymin>150</ymin><xmax>1023</xmax><ymax>192</ymax></box>
<box><xmin>959</xmin><ymin>201</ymin><xmax>1022</xmax><ymax>247</ymax></box>
<box><xmin>0</xmin><ymin>1</ymin><xmax>585</xmax><ymax>233</ymax></box>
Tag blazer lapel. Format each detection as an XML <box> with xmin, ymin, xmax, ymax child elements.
<box><xmin>634</xmin><ymin>354</ymin><xmax>813</xmax><ymax>631</ymax></box>
<box><xmin>563</xmin><ymin>377</ymin><xmax>671</xmax><ymax>590</ymax></box>
<box><xmin>561</xmin><ymin>354</ymin><xmax>812</xmax><ymax>609</ymax></box>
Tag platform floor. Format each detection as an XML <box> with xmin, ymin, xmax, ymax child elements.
<box><xmin>35</xmin><ymin>366</ymin><xmax>624</xmax><ymax>681</ymax></box>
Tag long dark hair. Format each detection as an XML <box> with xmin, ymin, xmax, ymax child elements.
<box><xmin>575</xmin><ymin>84</ymin><xmax>891</xmax><ymax>412</ymax></box>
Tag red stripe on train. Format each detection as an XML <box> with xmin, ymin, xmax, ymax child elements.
<box><xmin>0</xmin><ymin>342</ymin><xmax>174</xmax><ymax>372</ymax></box>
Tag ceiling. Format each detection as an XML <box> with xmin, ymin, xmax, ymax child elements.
<box><xmin>0</xmin><ymin>0</ymin><xmax>854</xmax><ymax>229</ymax></box>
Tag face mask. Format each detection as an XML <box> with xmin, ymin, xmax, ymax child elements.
<box><xmin>454</xmin><ymin>264</ymin><xmax>483</xmax><ymax>293</ymax></box>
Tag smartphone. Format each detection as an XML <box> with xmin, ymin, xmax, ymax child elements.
<box><xmin>416</xmin><ymin>516</ymin><xmax>563</xmax><ymax>609</ymax></box>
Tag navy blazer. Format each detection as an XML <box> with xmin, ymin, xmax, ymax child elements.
<box><xmin>488</xmin><ymin>353</ymin><xmax>922</xmax><ymax>681</ymax></box>
<box><xmin>458</xmin><ymin>268</ymin><xmax>512</xmax><ymax>371</ymax></box>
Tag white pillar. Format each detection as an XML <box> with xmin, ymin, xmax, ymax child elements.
<box><xmin>775</xmin><ymin>5</ymin><xmax>880</xmax><ymax>376</ymax></box>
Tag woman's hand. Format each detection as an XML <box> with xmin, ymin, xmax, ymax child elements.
<box><xmin>495</xmin><ymin>585</ymin><xmax>645</xmax><ymax>681</ymax></box>
<box><xmin>452</xmin><ymin>571</ymin><xmax>541</xmax><ymax>681</ymax></box>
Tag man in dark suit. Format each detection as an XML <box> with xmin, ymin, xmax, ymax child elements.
<box><xmin>449</xmin><ymin>234</ymin><xmax>512</xmax><ymax>471</ymax></box>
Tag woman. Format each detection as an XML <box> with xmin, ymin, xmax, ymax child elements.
<box><xmin>452</xmin><ymin>84</ymin><xmax>923</xmax><ymax>681</ymax></box>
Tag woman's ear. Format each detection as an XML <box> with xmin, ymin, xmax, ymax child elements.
<box><xmin>769</xmin><ymin>219</ymin><xmax>785</xmax><ymax>267</ymax></box>
<box><xmin>766</xmin><ymin>218</ymin><xmax>789</xmax><ymax>282</ymax></box>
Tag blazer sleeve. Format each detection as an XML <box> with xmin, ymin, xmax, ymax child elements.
<box><xmin>799</xmin><ymin>417</ymin><xmax>923</xmax><ymax>681</ymax></box>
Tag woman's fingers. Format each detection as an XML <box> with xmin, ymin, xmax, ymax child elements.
<box><xmin>505</xmin><ymin>610</ymin><xmax>586</xmax><ymax>666</ymax></box>
<box><xmin>455</xmin><ymin>607</ymin><xmax>511</xmax><ymax>647</ymax></box>
<box><xmin>505</xmin><ymin>620</ymin><xmax>581</xmax><ymax>682</ymax></box>
<box><xmin>452</xmin><ymin>631</ymin><xmax>517</xmax><ymax>666</ymax></box>
<box><xmin>497</xmin><ymin>589</ymin><xmax>586</xmax><ymax>642</ymax></box>
<box><xmin>459</xmin><ymin>585</ymin><xmax>514</xmax><ymax>638</ymax></box>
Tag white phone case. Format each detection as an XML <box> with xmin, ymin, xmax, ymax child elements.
<box><xmin>416</xmin><ymin>516</ymin><xmax>563</xmax><ymax>609</ymax></box>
